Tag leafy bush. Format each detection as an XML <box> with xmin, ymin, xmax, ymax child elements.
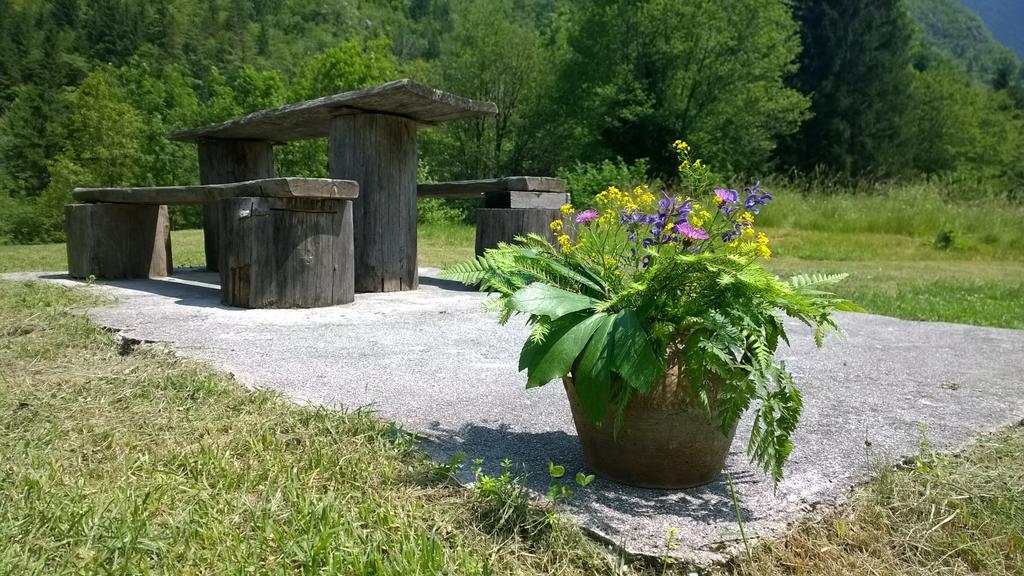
<box><xmin>558</xmin><ymin>158</ymin><xmax>656</xmax><ymax>210</ymax></box>
<box><xmin>417</xmin><ymin>198</ymin><xmax>477</xmax><ymax>225</ymax></box>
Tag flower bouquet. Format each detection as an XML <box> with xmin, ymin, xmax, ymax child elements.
<box><xmin>442</xmin><ymin>141</ymin><xmax>859</xmax><ymax>488</ymax></box>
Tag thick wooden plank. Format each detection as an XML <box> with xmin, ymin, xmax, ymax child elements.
<box><xmin>219</xmin><ymin>197</ymin><xmax>354</xmax><ymax>308</ymax></box>
<box><xmin>330</xmin><ymin>113</ymin><xmax>418</xmax><ymax>293</ymax></box>
<box><xmin>198</xmin><ymin>140</ymin><xmax>275</xmax><ymax>273</ymax></box>
<box><xmin>65</xmin><ymin>204</ymin><xmax>172</xmax><ymax>279</ymax></box>
<box><xmin>72</xmin><ymin>178</ymin><xmax>358</xmax><ymax>204</ymax></box>
<box><xmin>485</xmin><ymin>190</ymin><xmax>569</xmax><ymax>210</ymax></box>
<box><xmin>417</xmin><ymin>177</ymin><xmax>566</xmax><ymax>197</ymax></box>
<box><xmin>475</xmin><ymin>208</ymin><xmax>560</xmax><ymax>256</ymax></box>
<box><xmin>170</xmin><ymin>79</ymin><xmax>497</xmax><ymax>143</ymax></box>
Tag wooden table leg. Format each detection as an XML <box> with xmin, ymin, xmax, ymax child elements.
<box><xmin>197</xmin><ymin>139</ymin><xmax>274</xmax><ymax>272</ymax></box>
<box><xmin>328</xmin><ymin>114</ymin><xmax>418</xmax><ymax>293</ymax></box>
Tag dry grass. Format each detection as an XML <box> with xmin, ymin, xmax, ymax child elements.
<box><xmin>725</xmin><ymin>426</ymin><xmax>1024</xmax><ymax>576</ymax></box>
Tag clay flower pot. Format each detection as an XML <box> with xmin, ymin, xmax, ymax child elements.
<box><xmin>562</xmin><ymin>364</ymin><xmax>737</xmax><ymax>489</ymax></box>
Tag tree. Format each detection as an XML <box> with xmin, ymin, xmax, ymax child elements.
<box><xmin>781</xmin><ymin>0</ymin><xmax>916</xmax><ymax>176</ymax></box>
<box><xmin>907</xmin><ymin>62</ymin><xmax>1024</xmax><ymax>195</ymax></box>
<box><xmin>424</xmin><ymin>0</ymin><xmax>551</xmax><ymax>179</ymax></box>
<box><xmin>548</xmin><ymin>0</ymin><xmax>809</xmax><ymax>178</ymax></box>
<box><xmin>34</xmin><ymin>67</ymin><xmax>147</xmax><ymax>241</ymax></box>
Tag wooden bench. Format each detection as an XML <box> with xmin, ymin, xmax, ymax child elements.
<box><xmin>66</xmin><ymin>178</ymin><xmax>359</xmax><ymax>309</ymax></box>
<box><xmin>418</xmin><ymin>177</ymin><xmax>567</xmax><ymax>255</ymax></box>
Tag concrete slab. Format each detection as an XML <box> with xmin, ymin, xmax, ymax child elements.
<box><xmin>7</xmin><ymin>270</ymin><xmax>1024</xmax><ymax>567</ymax></box>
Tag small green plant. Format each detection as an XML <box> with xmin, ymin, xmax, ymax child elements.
<box><xmin>469</xmin><ymin>458</ymin><xmax>596</xmax><ymax>537</ymax></box>
<box><xmin>933</xmin><ymin>228</ymin><xmax>958</xmax><ymax>250</ymax></box>
<box><xmin>471</xmin><ymin>458</ymin><xmax>534</xmax><ymax>535</ymax></box>
<box><xmin>430</xmin><ymin>451</ymin><xmax>467</xmax><ymax>483</ymax></box>
<box><xmin>84</xmin><ymin>274</ymin><xmax>96</xmax><ymax>285</ymax></box>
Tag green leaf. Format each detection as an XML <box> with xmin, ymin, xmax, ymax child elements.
<box><xmin>548</xmin><ymin>462</ymin><xmax>565</xmax><ymax>479</ymax></box>
<box><xmin>520</xmin><ymin>313</ymin><xmax>607</xmax><ymax>388</ymax></box>
<box><xmin>575</xmin><ymin>472</ymin><xmax>595</xmax><ymax>487</ymax></box>
<box><xmin>510</xmin><ymin>282</ymin><xmax>596</xmax><ymax>320</ymax></box>
<box><xmin>573</xmin><ymin>313</ymin><xmax>615</xmax><ymax>422</ymax></box>
<box><xmin>610</xmin><ymin>310</ymin><xmax>661</xmax><ymax>394</ymax></box>
<box><xmin>832</xmin><ymin>299</ymin><xmax>864</xmax><ymax>313</ymax></box>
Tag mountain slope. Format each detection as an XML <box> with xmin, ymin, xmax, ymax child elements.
<box><xmin>961</xmin><ymin>0</ymin><xmax>1024</xmax><ymax>59</ymax></box>
<box><xmin>906</xmin><ymin>0</ymin><xmax>1019</xmax><ymax>82</ymax></box>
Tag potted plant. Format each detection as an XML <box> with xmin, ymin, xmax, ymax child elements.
<box><xmin>442</xmin><ymin>141</ymin><xmax>858</xmax><ymax>489</ymax></box>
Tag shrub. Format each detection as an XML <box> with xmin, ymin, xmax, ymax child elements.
<box><xmin>558</xmin><ymin>158</ymin><xmax>657</xmax><ymax>210</ymax></box>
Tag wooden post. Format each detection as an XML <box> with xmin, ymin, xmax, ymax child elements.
<box><xmin>328</xmin><ymin>114</ymin><xmax>418</xmax><ymax>293</ymax></box>
<box><xmin>65</xmin><ymin>203</ymin><xmax>172</xmax><ymax>279</ymax></box>
<box><xmin>475</xmin><ymin>208</ymin><xmax>561</xmax><ymax>256</ymax></box>
<box><xmin>218</xmin><ymin>197</ymin><xmax>354</xmax><ymax>309</ymax></box>
<box><xmin>197</xmin><ymin>139</ymin><xmax>274</xmax><ymax>272</ymax></box>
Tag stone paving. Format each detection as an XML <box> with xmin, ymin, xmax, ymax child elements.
<box><xmin>8</xmin><ymin>269</ymin><xmax>1024</xmax><ymax>567</ymax></box>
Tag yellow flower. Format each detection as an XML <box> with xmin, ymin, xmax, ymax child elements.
<box><xmin>756</xmin><ymin>232</ymin><xmax>771</xmax><ymax>258</ymax></box>
<box><xmin>691</xmin><ymin>214</ymin><xmax>704</xmax><ymax>228</ymax></box>
<box><xmin>559</xmin><ymin>204</ymin><xmax>574</xmax><ymax>216</ymax></box>
<box><xmin>550</xmin><ymin>219</ymin><xmax>563</xmax><ymax>232</ymax></box>
<box><xmin>739</xmin><ymin>212</ymin><xmax>755</xmax><ymax>225</ymax></box>
<box><xmin>672</xmin><ymin>139</ymin><xmax>691</xmax><ymax>153</ymax></box>
<box><xmin>699</xmin><ymin>210</ymin><xmax>711</xmax><ymax>221</ymax></box>
<box><xmin>693</xmin><ymin>159</ymin><xmax>702</xmax><ymax>168</ymax></box>
<box><xmin>557</xmin><ymin>234</ymin><xmax>573</xmax><ymax>252</ymax></box>
<box><xmin>742</xmin><ymin>226</ymin><xmax>755</xmax><ymax>238</ymax></box>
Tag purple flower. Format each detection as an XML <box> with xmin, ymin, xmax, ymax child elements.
<box><xmin>575</xmin><ymin>209</ymin><xmax>599</xmax><ymax>224</ymax></box>
<box><xmin>744</xmin><ymin>182</ymin><xmax>773</xmax><ymax>214</ymax></box>
<box><xmin>722</xmin><ymin>223</ymin><xmax>742</xmax><ymax>242</ymax></box>
<box><xmin>715</xmin><ymin>188</ymin><xmax>738</xmax><ymax>204</ymax></box>
<box><xmin>674</xmin><ymin>222</ymin><xmax>709</xmax><ymax>240</ymax></box>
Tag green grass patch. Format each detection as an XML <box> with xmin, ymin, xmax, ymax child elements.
<box><xmin>418</xmin><ymin>222</ymin><xmax>477</xmax><ymax>268</ymax></box>
<box><xmin>1</xmin><ymin>224</ymin><xmax>473</xmax><ymax>274</ymax></box>
<box><xmin>0</xmin><ymin>281</ymin><xmax>622</xmax><ymax>575</ymax></box>
<box><xmin>0</xmin><ymin>229</ymin><xmax>207</xmax><ymax>273</ymax></box>
<box><xmin>757</xmin><ymin>183</ymin><xmax>1024</xmax><ymax>260</ymax></box>
<box><xmin>764</xmin><ymin>229</ymin><xmax>1024</xmax><ymax>329</ymax></box>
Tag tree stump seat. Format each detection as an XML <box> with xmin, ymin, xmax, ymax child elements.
<box><xmin>65</xmin><ymin>178</ymin><xmax>358</xmax><ymax>309</ymax></box>
<box><xmin>417</xmin><ymin>177</ymin><xmax>567</xmax><ymax>255</ymax></box>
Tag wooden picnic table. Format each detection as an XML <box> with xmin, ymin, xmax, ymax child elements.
<box><xmin>170</xmin><ymin>79</ymin><xmax>497</xmax><ymax>293</ymax></box>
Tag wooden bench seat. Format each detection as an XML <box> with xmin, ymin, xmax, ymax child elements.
<box><xmin>66</xmin><ymin>178</ymin><xmax>359</xmax><ymax>309</ymax></box>
<box><xmin>417</xmin><ymin>177</ymin><xmax>567</xmax><ymax>255</ymax></box>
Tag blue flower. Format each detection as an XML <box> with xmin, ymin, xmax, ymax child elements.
<box><xmin>744</xmin><ymin>182</ymin><xmax>773</xmax><ymax>214</ymax></box>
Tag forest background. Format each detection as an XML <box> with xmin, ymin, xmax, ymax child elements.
<box><xmin>1</xmin><ymin>0</ymin><xmax>1023</xmax><ymax>243</ymax></box>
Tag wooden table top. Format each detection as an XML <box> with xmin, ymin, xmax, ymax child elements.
<box><xmin>169</xmin><ymin>79</ymin><xmax>496</xmax><ymax>143</ymax></box>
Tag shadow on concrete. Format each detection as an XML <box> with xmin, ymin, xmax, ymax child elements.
<box><xmin>42</xmin><ymin>271</ymin><xmax>228</xmax><ymax>309</ymax></box>
<box><xmin>423</xmin><ymin>422</ymin><xmax>756</xmax><ymax>530</ymax></box>
<box><xmin>418</xmin><ymin>275</ymin><xmax>477</xmax><ymax>292</ymax></box>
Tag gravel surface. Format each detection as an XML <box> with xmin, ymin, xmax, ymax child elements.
<box><xmin>8</xmin><ymin>269</ymin><xmax>1024</xmax><ymax>567</ymax></box>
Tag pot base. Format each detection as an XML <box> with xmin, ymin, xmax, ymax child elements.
<box><xmin>563</xmin><ymin>378</ymin><xmax>737</xmax><ymax>489</ymax></box>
